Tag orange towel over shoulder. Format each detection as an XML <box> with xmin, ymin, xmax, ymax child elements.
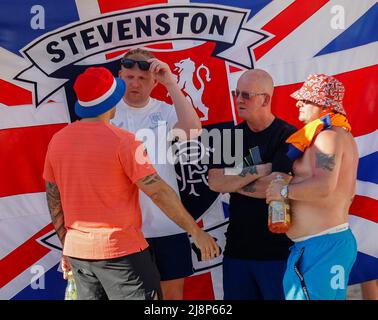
<box><xmin>286</xmin><ymin>113</ymin><xmax>351</xmax><ymax>160</ymax></box>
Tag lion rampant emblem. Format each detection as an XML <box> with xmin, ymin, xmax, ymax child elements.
<box><xmin>174</xmin><ymin>58</ymin><xmax>211</xmax><ymax>121</ymax></box>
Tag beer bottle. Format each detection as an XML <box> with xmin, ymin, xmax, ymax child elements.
<box><xmin>64</xmin><ymin>271</ymin><xmax>77</xmax><ymax>300</ymax></box>
<box><xmin>268</xmin><ymin>175</ymin><xmax>291</xmax><ymax>233</ymax></box>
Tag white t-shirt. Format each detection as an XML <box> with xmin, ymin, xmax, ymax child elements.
<box><xmin>111</xmin><ymin>97</ymin><xmax>185</xmax><ymax>238</ymax></box>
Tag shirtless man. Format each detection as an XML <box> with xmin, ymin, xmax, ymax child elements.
<box><xmin>266</xmin><ymin>74</ymin><xmax>358</xmax><ymax>300</ymax></box>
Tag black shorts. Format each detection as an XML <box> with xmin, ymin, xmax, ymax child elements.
<box><xmin>147</xmin><ymin>232</ymin><xmax>194</xmax><ymax>281</ymax></box>
<box><xmin>68</xmin><ymin>248</ymin><xmax>161</xmax><ymax>300</ymax></box>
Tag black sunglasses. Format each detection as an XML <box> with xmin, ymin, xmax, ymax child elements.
<box><xmin>120</xmin><ymin>58</ymin><xmax>150</xmax><ymax>71</ymax></box>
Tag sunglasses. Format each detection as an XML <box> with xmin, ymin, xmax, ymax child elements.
<box><xmin>120</xmin><ymin>58</ymin><xmax>150</xmax><ymax>71</ymax></box>
<box><xmin>232</xmin><ymin>90</ymin><xmax>267</xmax><ymax>100</ymax></box>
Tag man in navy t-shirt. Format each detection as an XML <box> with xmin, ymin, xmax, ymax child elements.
<box><xmin>208</xmin><ymin>69</ymin><xmax>296</xmax><ymax>300</ymax></box>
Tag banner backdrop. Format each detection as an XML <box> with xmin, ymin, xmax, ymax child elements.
<box><xmin>0</xmin><ymin>0</ymin><xmax>377</xmax><ymax>299</ymax></box>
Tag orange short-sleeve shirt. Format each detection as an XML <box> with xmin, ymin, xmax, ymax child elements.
<box><xmin>43</xmin><ymin>121</ymin><xmax>156</xmax><ymax>259</ymax></box>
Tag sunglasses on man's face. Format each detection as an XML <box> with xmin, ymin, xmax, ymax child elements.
<box><xmin>120</xmin><ymin>58</ymin><xmax>150</xmax><ymax>71</ymax></box>
<box><xmin>232</xmin><ymin>90</ymin><xmax>267</xmax><ymax>100</ymax></box>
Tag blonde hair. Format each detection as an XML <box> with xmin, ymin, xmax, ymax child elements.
<box><xmin>123</xmin><ymin>48</ymin><xmax>155</xmax><ymax>61</ymax></box>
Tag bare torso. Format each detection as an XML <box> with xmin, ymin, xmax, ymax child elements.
<box><xmin>287</xmin><ymin>127</ymin><xmax>359</xmax><ymax>239</ymax></box>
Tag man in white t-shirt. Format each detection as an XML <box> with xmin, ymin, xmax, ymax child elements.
<box><xmin>111</xmin><ymin>48</ymin><xmax>203</xmax><ymax>299</ymax></box>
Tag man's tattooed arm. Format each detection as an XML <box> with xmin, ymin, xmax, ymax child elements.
<box><xmin>45</xmin><ymin>181</ymin><xmax>66</xmax><ymax>245</ymax></box>
<box><xmin>238</xmin><ymin>165</ymin><xmax>258</xmax><ymax>177</ymax></box>
<box><xmin>140</xmin><ymin>173</ymin><xmax>162</xmax><ymax>185</ymax></box>
<box><xmin>209</xmin><ymin>163</ymin><xmax>271</xmax><ymax>193</ymax></box>
<box><xmin>237</xmin><ymin>173</ymin><xmax>283</xmax><ymax>199</ymax></box>
<box><xmin>242</xmin><ymin>181</ymin><xmax>257</xmax><ymax>193</ymax></box>
<box><xmin>316</xmin><ymin>153</ymin><xmax>336</xmax><ymax>172</ymax></box>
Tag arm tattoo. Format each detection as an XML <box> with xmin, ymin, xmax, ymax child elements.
<box><xmin>45</xmin><ymin>181</ymin><xmax>66</xmax><ymax>245</ymax></box>
<box><xmin>316</xmin><ymin>153</ymin><xmax>336</xmax><ymax>172</ymax></box>
<box><xmin>238</xmin><ymin>165</ymin><xmax>257</xmax><ymax>177</ymax></box>
<box><xmin>242</xmin><ymin>182</ymin><xmax>256</xmax><ymax>193</ymax></box>
<box><xmin>141</xmin><ymin>173</ymin><xmax>162</xmax><ymax>185</ymax></box>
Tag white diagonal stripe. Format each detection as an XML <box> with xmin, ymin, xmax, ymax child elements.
<box><xmin>356</xmin><ymin>180</ymin><xmax>378</xmax><ymax>200</ymax></box>
<box><xmin>355</xmin><ymin>130</ymin><xmax>378</xmax><ymax>158</ymax></box>
<box><xmin>247</xmin><ymin>0</ymin><xmax>295</xmax><ymax>29</ymax></box>
<box><xmin>0</xmin><ymin>101</ymin><xmax>70</xmax><ymax>130</ymax></box>
<box><xmin>256</xmin><ymin>0</ymin><xmax>376</xmax><ymax>66</ymax></box>
<box><xmin>0</xmin><ymin>192</ymin><xmax>49</xmax><ymax>220</ymax></box>
<box><xmin>0</xmin><ymin>250</ymin><xmax>61</xmax><ymax>299</ymax></box>
<box><xmin>349</xmin><ymin>214</ymin><xmax>378</xmax><ymax>259</ymax></box>
<box><xmin>257</xmin><ymin>41</ymin><xmax>378</xmax><ymax>86</ymax></box>
<box><xmin>0</xmin><ymin>192</ymin><xmax>51</xmax><ymax>259</ymax></box>
<box><xmin>75</xmin><ymin>0</ymin><xmax>101</xmax><ymax>20</ymax></box>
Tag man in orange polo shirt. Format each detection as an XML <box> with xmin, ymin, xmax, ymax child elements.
<box><xmin>43</xmin><ymin>67</ymin><xmax>219</xmax><ymax>300</ymax></box>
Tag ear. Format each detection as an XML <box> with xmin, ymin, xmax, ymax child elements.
<box><xmin>263</xmin><ymin>94</ymin><xmax>271</xmax><ymax>106</ymax></box>
<box><xmin>118</xmin><ymin>69</ymin><xmax>122</xmax><ymax>77</ymax></box>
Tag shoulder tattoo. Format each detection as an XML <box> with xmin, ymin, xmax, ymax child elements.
<box><xmin>316</xmin><ymin>153</ymin><xmax>336</xmax><ymax>171</ymax></box>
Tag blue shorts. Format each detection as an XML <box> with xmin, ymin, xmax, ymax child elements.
<box><xmin>223</xmin><ymin>256</ymin><xmax>287</xmax><ymax>300</ymax></box>
<box><xmin>147</xmin><ymin>233</ymin><xmax>194</xmax><ymax>281</ymax></box>
<box><xmin>284</xmin><ymin>228</ymin><xmax>357</xmax><ymax>300</ymax></box>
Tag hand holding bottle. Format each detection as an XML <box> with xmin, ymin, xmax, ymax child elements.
<box><xmin>267</xmin><ymin>175</ymin><xmax>291</xmax><ymax>233</ymax></box>
<box><xmin>266</xmin><ymin>174</ymin><xmax>287</xmax><ymax>204</ymax></box>
<box><xmin>61</xmin><ymin>255</ymin><xmax>71</xmax><ymax>280</ymax></box>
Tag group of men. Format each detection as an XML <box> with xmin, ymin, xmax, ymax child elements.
<box><xmin>43</xmin><ymin>48</ymin><xmax>359</xmax><ymax>300</ymax></box>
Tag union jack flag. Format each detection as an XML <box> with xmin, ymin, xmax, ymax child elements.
<box><xmin>0</xmin><ymin>0</ymin><xmax>377</xmax><ymax>299</ymax></box>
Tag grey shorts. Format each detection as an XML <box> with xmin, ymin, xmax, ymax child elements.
<box><xmin>68</xmin><ymin>248</ymin><xmax>161</xmax><ymax>300</ymax></box>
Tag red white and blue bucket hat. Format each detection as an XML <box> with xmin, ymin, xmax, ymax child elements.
<box><xmin>74</xmin><ymin>67</ymin><xmax>126</xmax><ymax>118</ymax></box>
<box><xmin>291</xmin><ymin>74</ymin><xmax>346</xmax><ymax>115</ymax></box>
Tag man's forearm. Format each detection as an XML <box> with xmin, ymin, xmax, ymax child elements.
<box><xmin>208</xmin><ymin>164</ymin><xmax>270</xmax><ymax>193</ymax></box>
<box><xmin>149</xmin><ymin>183</ymin><xmax>200</xmax><ymax>236</ymax></box>
<box><xmin>45</xmin><ymin>181</ymin><xmax>66</xmax><ymax>245</ymax></box>
<box><xmin>238</xmin><ymin>172</ymin><xmax>292</xmax><ymax>199</ymax></box>
<box><xmin>288</xmin><ymin>176</ymin><xmax>335</xmax><ymax>201</ymax></box>
<box><xmin>167</xmin><ymin>83</ymin><xmax>201</xmax><ymax>137</ymax></box>
<box><xmin>137</xmin><ymin>173</ymin><xmax>219</xmax><ymax>260</ymax></box>
<box><xmin>238</xmin><ymin>181</ymin><xmax>266</xmax><ymax>199</ymax></box>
